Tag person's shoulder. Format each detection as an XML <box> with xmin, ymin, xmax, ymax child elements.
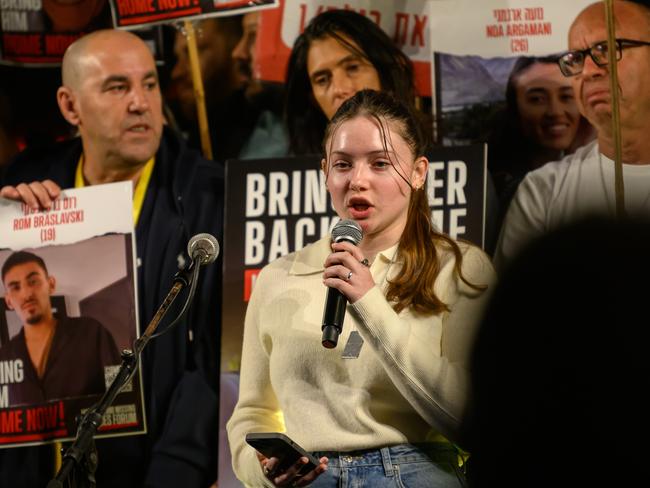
<box><xmin>62</xmin><ymin>315</ymin><xmax>106</xmax><ymax>333</ymax></box>
<box><xmin>456</xmin><ymin>241</ymin><xmax>495</xmax><ymax>281</ymax></box>
<box><xmin>158</xmin><ymin>126</ymin><xmax>224</xmax><ymax>178</ymax></box>
<box><xmin>157</xmin><ymin>127</ymin><xmax>224</xmax><ymax>208</ymax></box>
<box><xmin>256</xmin><ymin>237</ymin><xmax>329</xmax><ymax>283</ymax></box>
<box><xmin>514</xmin><ymin>141</ymin><xmax>599</xmax><ymax>208</ymax></box>
<box><xmin>526</xmin><ymin>140</ymin><xmax>598</xmax><ymax>184</ymax></box>
<box><xmin>4</xmin><ymin>138</ymin><xmax>81</xmax><ymax>185</ymax></box>
<box><xmin>0</xmin><ymin>331</ymin><xmax>24</xmax><ymax>359</ymax></box>
<box><xmin>435</xmin><ymin>239</ymin><xmax>496</xmax><ymax>295</ymax></box>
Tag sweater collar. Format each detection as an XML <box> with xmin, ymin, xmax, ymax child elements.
<box><xmin>288</xmin><ymin>236</ymin><xmax>400</xmax><ymax>276</ymax></box>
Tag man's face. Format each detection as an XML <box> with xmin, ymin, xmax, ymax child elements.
<box><xmin>568</xmin><ymin>2</ymin><xmax>650</xmax><ymax>133</ymax></box>
<box><xmin>3</xmin><ymin>262</ymin><xmax>55</xmax><ymax>326</ymax></box>
<box><xmin>72</xmin><ymin>35</ymin><xmax>163</xmax><ymax>167</ymax></box>
<box><xmin>232</xmin><ymin>12</ymin><xmax>260</xmax><ymax>95</ymax></box>
<box><xmin>171</xmin><ymin>19</ymin><xmax>238</xmax><ymax>118</ymax></box>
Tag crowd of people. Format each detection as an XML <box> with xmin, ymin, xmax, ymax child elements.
<box><xmin>0</xmin><ymin>0</ymin><xmax>649</xmax><ymax>486</ymax></box>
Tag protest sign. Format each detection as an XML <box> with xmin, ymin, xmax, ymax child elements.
<box><xmin>256</xmin><ymin>0</ymin><xmax>433</xmax><ymax>96</ymax></box>
<box><xmin>429</xmin><ymin>0</ymin><xmax>595</xmax><ymax>145</ymax></box>
<box><xmin>0</xmin><ymin>0</ymin><xmax>112</xmax><ymax>64</ymax></box>
<box><xmin>0</xmin><ymin>182</ymin><xmax>145</xmax><ymax>447</ymax></box>
<box><xmin>109</xmin><ymin>0</ymin><xmax>278</xmax><ymax>28</ymax></box>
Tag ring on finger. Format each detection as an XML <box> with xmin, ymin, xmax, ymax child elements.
<box><xmin>346</xmin><ymin>270</ymin><xmax>353</xmax><ymax>281</ymax></box>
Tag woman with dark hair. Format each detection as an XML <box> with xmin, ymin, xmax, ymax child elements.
<box><xmin>284</xmin><ymin>10</ymin><xmax>417</xmax><ymax>155</ymax></box>
<box><xmin>488</xmin><ymin>56</ymin><xmax>594</xmax><ymax>221</ymax></box>
<box><xmin>228</xmin><ymin>90</ymin><xmax>495</xmax><ymax>487</ymax></box>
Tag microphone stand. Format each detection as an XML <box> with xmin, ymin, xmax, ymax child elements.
<box><xmin>47</xmin><ymin>261</ymin><xmax>202</xmax><ymax>488</ymax></box>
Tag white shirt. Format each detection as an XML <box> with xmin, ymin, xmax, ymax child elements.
<box><xmin>495</xmin><ymin>141</ymin><xmax>650</xmax><ymax>270</ymax></box>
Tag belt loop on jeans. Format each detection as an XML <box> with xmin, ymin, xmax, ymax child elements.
<box><xmin>380</xmin><ymin>447</ymin><xmax>394</xmax><ymax>477</ymax></box>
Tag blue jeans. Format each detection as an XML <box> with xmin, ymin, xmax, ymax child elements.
<box><xmin>308</xmin><ymin>443</ymin><xmax>466</xmax><ymax>488</ymax></box>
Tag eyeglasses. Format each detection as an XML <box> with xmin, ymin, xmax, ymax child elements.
<box><xmin>557</xmin><ymin>38</ymin><xmax>650</xmax><ymax>77</ymax></box>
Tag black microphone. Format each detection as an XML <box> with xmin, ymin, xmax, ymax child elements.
<box><xmin>322</xmin><ymin>219</ymin><xmax>363</xmax><ymax>349</ymax></box>
<box><xmin>187</xmin><ymin>233</ymin><xmax>220</xmax><ymax>266</ymax></box>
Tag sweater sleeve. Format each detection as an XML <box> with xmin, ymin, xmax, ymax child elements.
<box><xmin>226</xmin><ymin>266</ymin><xmax>284</xmax><ymax>488</ymax></box>
<box><xmin>350</xmin><ymin>246</ymin><xmax>496</xmax><ymax>442</ymax></box>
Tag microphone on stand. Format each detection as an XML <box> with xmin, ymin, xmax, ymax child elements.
<box><xmin>322</xmin><ymin>219</ymin><xmax>363</xmax><ymax>349</ymax></box>
<box><xmin>48</xmin><ymin>232</ymin><xmax>220</xmax><ymax>488</ymax></box>
<box><xmin>188</xmin><ymin>232</ymin><xmax>220</xmax><ymax>266</ymax></box>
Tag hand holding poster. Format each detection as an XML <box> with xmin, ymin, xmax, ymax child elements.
<box><xmin>0</xmin><ymin>182</ymin><xmax>145</xmax><ymax>448</ymax></box>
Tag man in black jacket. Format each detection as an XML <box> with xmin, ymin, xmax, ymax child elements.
<box><xmin>0</xmin><ymin>29</ymin><xmax>223</xmax><ymax>487</ymax></box>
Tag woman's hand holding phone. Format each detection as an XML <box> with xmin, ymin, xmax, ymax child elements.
<box><xmin>246</xmin><ymin>432</ymin><xmax>329</xmax><ymax>486</ymax></box>
<box><xmin>256</xmin><ymin>451</ymin><xmax>328</xmax><ymax>487</ymax></box>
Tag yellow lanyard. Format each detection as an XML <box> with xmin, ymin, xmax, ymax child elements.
<box><xmin>75</xmin><ymin>156</ymin><xmax>155</xmax><ymax>225</ymax></box>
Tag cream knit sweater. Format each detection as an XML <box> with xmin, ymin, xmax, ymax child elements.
<box><xmin>227</xmin><ymin>236</ymin><xmax>496</xmax><ymax>487</ymax></box>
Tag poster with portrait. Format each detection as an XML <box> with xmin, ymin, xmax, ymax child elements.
<box><xmin>255</xmin><ymin>0</ymin><xmax>433</xmax><ymax>96</ymax></box>
<box><xmin>429</xmin><ymin>0</ymin><xmax>595</xmax><ymax>145</ymax></box>
<box><xmin>0</xmin><ymin>182</ymin><xmax>145</xmax><ymax>448</ymax></box>
<box><xmin>427</xmin><ymin>0</ymin><xmax>599</xmax><ymax>222</ymax></box>
<box><xmin>109</xmin><ymin>0</ymin><xmax>278</xmax><ymax>28</ymax></box>
<box><xmin>0</xmin><ymin>0</ymin><xmax>114</xmax><ymax>64</ymax></box>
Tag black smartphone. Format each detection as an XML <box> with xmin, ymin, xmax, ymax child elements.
<box><xmin>245</xmin><ymin>432</ymin><xmax>319</xmax><ymax>475</ymax></box>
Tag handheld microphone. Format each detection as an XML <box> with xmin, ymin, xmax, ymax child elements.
<box><xmin>187</xmin><ymin>233</ymin><xmax>220</xmax><ymax>266</ymax></box>
<box><xmin>322</xmin><ymin>219</ymin><xmax>363</xmax><ymax>349</ymax></box>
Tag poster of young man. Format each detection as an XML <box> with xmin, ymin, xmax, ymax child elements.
<box><xmin>0</xmin><ymin>181</ymin><xmax>144</xmax><ymax>448</ymax></box>
<box><xmin>0</xmin><ymin>0</ymin><xmax>113</xmax><ymax>64</ymax></box>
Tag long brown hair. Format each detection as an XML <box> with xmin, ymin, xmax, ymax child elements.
<box><xmin>286</xmin><ymin>9</ymin><xmax>416</xmax><ymax>155</ymax></box>
<box><xmin>324</xmin><ymin>89</ymin><xmax>484</xmax><ymax>315</ymax></box>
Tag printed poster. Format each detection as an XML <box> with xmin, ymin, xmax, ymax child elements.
<box><xmin>0</xmin><ymin>182</ymin><xmax>145</xmax><ymax>448</ymax></box>
<box><xmin>109</xmin><ymin>0</ymin><xmax>278</xmax><ymax>28</ymax></box>
<box><xmin>429</xmin><ymin>0</ymin><xmax>595</xmax><ymax>145</ymax></box>
<box><xmin>0</xmin><ymin>0</ymin><xmax>113</xmax><ymax>65</ymax></box>
<box><xmin>256</xmin><ymin>0</ymin><xmax>433</xmax><ymax>96</ymax></box>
